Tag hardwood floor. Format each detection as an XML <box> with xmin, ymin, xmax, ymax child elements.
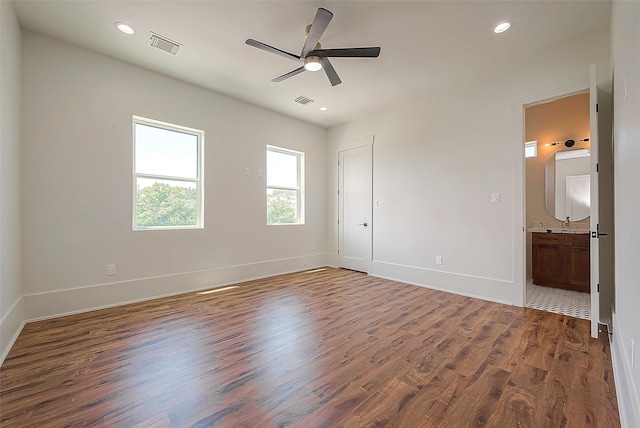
<box><xmin>1</xmin><ymin>268</ymin><xmax>619</xmax><ymax>427</ymax></box>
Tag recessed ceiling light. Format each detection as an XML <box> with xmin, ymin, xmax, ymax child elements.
<box><xmin>494</xmin><ymin>22</ymin><xmax>511</xmax><ymax>34</ymax></box>
<box><xmin>115</xmin><ymin>22</ymin><xmax>135</xmax><ymax>35</ymax></box>
<box><xmin>320</xmin><ymin>106</ymin><xmax>328</xmax><ymax>111</ymax></box>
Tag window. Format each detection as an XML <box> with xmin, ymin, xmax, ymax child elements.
<box><xmin>266</xmin><ymin>145</ymin><xmax>304</xmax><ymax>225</ymax></box>
<box><xmin>133</xmin><ymin>116</ymin><xmax>203</xmax><ymax>230</ymax></box>
<box><xmin>525</xmin><ymin>141</ymin><xmax>538</xmax><ymax>158</ymax></box>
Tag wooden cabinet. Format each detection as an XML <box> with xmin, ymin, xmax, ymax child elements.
<box><xmin>532</xmin><ymin>232</ymin><xmax>590</xmax><ymax>293</ymax></box>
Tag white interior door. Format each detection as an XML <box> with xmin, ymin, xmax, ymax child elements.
<box><xmin>589</xmin><ymin>63</ymin><xmax>600</xmax><ymax>338</ymax></box>
<box><xmin>338</xmin><ymin>144</ymin><xmax>372</xmax><ymax>273</ymax></box>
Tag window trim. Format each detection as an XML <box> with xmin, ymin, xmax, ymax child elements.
<box><xmin>133</xmin><ymin>116</ymin><xmax>204</xmax><ymax>230</ymax></box>
<box><xmin>266</xmin><ymin>145</ymin><xmax>305</xmax><ymax>225</ymax></box>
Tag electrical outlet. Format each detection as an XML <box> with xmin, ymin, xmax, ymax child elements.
<box><xmin>106</xmin><ymin>264</ymin><xmax>116</xmax><ymax>275</ymax></box>
<box><xmin>436</xmin><ymin>256</ymin><xmax>443</xmax><ymax>265</ymax></box>
<box><xmin>311</xmin><ymin>243</ymin><xmax>316</xmax><ymax>251</ymax></box>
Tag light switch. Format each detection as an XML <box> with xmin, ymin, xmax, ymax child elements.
<box><xmin>492</xmin><ymin>193</ymin><xmax>500</xmax><ymax>203</ymax></box>
<box><xmin>244</xmin><ymin>168</ymin><xmax>250</xmax><ymax>176</ymax></box>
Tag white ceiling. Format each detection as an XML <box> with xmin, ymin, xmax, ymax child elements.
<box><xmin>12</xmin><ymin>0</ymin><xmax>611</xmax><ymax>128</ymax></box>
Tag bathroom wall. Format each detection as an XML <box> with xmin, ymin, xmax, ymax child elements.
<box><xmin>525</xmin><ymin>92</ymin><xmax>591</xmax><ymax>229</ymax></box>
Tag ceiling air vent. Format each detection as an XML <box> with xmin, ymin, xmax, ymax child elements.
<box><xmin>294</xmin><ymin>95</ymin><xmax>315</xmax><ymax>106</ymax></box>
<box><xmin>148</xmin><ymin>32</ymin><xmax>181</xmax><ymax>55</ymax></box>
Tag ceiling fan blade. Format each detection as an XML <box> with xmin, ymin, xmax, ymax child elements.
<box><xmin>272</xmin><ymin>66</ymin><xmax>306</xmax><ymax>83</ymax></box>
<box><xmin>246</xmin><ymin>39</ymin><xmax>301</xmax><ymax>62</ymax></box>
<box><xmin>312</xmin><ymin>47</ymin><xmax>381</xmax><ymax>58</ymax></box>
<box><xmin>301</xmin><ymin>8</ymin><xmax>333</xmax><ymax>57</ymax></box>
<box><xmin>321</xmin><ymin>58</ymin><xmax>342</xmax><ymax>86</ymax></box>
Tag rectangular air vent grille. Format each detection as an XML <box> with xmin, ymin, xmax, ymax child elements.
<box><xmin>148</xmin><ymin>32</ymin><xmax>181</xmax><ymax>55</ymax></box>
<box><xmin>294</xmin><ymin>95</ymin><xmax>315</xmax><ymax>106</ymax></box>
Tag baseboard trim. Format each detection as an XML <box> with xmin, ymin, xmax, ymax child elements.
<box><xmin>611</xmin><ymin>312</ymin><xmax>640</xmax><ymax>428</ymax></box>
<box><xmin>1</xmin><ymin>296</ymin><xmax>25</xmax><ymax>365</ymax></box>
<box><xmin>23</xmin><ymin>254</ymin><xmax>330</xmax><ymax>322</ymax></box>
<box><xmin>370</xmin><ymin>260</ymin><xmax>514</xmax><ymax>305</ymax></box>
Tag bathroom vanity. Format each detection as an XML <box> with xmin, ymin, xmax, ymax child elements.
<box><xmin>532</xmin><ymin>232</ymin><xmax>590</xmax><ymax>293</ymax></box>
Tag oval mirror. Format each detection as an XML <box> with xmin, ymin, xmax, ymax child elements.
<box><xmin>544</xmin><ymin>148</ymin><xmax>590</xmax><ymax>221</ymax></box>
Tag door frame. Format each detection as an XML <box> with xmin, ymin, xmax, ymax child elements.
<box><xmin>520</xmin><ymin>86</ymin><xmax>600</xmax><ymax>337</ymax></box>
<box><xmin>588</xmin><ymin>63</ymin><xmax>600</xmax><ymax>338</ymax></box>
<box><xmin>337</xmin><ymin>135</ymin><xmax>374</xmax><ymax>274</ymax></box>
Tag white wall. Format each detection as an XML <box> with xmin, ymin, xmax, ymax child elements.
<box><xmin>21</xmin><ymin>33</ymin><xmax>328</xmax><ymax>320</ymax></box>
<box><xmin>0</xmin><ymin>1</ymin><xmax>24</xmax><ymax>363</ymax></box>
<box><xmin>610</xmin><ymin>1</ymin><xmax>640</xmax><ymax>425</ymax></box>
<box><xmin>326</xmin><ymin>30</ymin><xmax>611</xmax><ymax>306</ymax></box>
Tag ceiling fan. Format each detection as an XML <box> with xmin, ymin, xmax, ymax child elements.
<box><xmin>245</xmin><ymin>7</ymin><xmax>381</xmax><ymax>86</ymax></box>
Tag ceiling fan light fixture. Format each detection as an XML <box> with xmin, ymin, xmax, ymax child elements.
<box><xmin>304</xmin><ymin>56</ymin><xmax>323</xmax><ymax>72</ymax></box>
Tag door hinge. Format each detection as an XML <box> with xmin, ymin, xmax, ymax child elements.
<box><xmin>597</xmin><ymin>283</ymin><xmax>600</xmax><ymax>292</ymax></box>
<box><xmin>596</xmin><ymin>163</ymin><xmax>599</xmax><ymax>172</ymax></box>
<box><xmin>596</xmin><ymin>103</ymin><xmax>599</xmax><ymax>113</ymax></box>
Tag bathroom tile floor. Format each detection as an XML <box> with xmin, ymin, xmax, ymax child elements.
<box><xmin>526</xmin><ymin>282</ymin><xmax>590</xmax><ymax>320</ymax></box>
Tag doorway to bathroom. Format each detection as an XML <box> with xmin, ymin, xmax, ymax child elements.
<box><xmin>524</xmin><ymin>91</ymin><xmax>592</xmax><ymax>320</ymax></box>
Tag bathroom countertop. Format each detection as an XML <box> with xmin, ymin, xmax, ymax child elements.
<box><xmin>527</xmin><ymin>228</ymin><xmax>590</xmax><ymax>234</ymax></box>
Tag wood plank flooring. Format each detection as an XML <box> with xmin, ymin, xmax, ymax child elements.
<box><xmin>0</xmin><ymin>268</ymin><xmax>620</xmax><ymax>427</ymax></box>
